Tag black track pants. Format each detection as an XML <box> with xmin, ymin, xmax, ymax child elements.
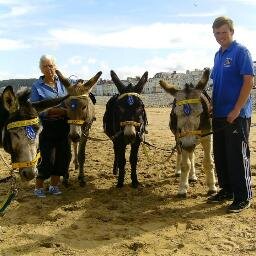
<box><xmin>212</xmin><ymin>117</ymin><xmax>252</xmax><ymax>202</ymax></box>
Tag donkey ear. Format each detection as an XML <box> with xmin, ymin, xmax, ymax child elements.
<box><xmin>83</xmin><ymin>71</ymin><xmax>102</xmax><ymax>92</ymax></box>
<box><xmin>196</xmin><ymin>68</ymin><xmax>210</xmax><ymax>90</ymax></box>
<box><xmin>2</xmin><ymin>86</ymin><xmax>19</xmax><ymax>113</ymax></box>
<box><xmin>110</xmin><ymin>70</ymin><xmax>125</xmax><ymax>93</ymax></box>
<box><xmin>159</xmin><ymin>80</ymin><xmax>178</xmax><ymax>96</ymax></box>
<box><xmin>135</xmin><ymin>71</ymin><xmax>148</xmax><ymax>93</ymax></box>
<box><xmin>56</xmin><ymin>70</ymin><xmax>72</xmax><ymax>88</ymax></box>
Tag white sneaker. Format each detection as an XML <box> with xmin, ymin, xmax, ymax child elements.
<box><xmin>48</xmin><ymin>185</ymin><xmax>62</xmax><ymax>195</ymax></box>
<box><xmin>34</xmin><ymin>188</ymin><xmax>46</xmax><ymax>198</ymax></box>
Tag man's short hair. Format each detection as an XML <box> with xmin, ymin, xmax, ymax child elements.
<box><xmin>212</xmin><ymin>16</ymin><xmax>234</xmax><ymax>32</ymax></box>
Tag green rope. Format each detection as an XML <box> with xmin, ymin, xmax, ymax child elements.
<box><xmin>0</xmin><ymin>189</ymin><xmax>18</xmax><ymax>214</ymax></box>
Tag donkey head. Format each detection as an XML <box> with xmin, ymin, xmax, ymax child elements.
<box><xmin>56</xmin><ymin>70</ymin><xmax>102</xmax><ymax>142</ymax></box>
<box><xmin>111</xmin><ymin>70</ymin><xmax>148</xmax><ymax>143</ymax></box>
<box><xmin>1</xmin><ymin>86</ymin><xmax>67</xmax><ymax>181</ymax></box>
<box><xmin>159</xmin><ymin>68</ymin><xmax>210</xmax><ymax>151</ymax></box>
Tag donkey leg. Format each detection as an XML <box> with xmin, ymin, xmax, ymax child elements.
<box><xmin>130</xmin><ymin>141</ymin><xmax>140</xmax><ymax>188</ymax></box>
<box><xmin>63</xmin><ymin>172</ymin><xmax>70</xmax><ymax>187</ymax></box>
<box><xmin>178</xmin><ymin>150</ymin><xmax>191</xmax><ymax>197</ymax></box>
<box><xmin>77</xmin><ymin>137</ymin><xmax>87</xmax><ymax>187</ymax></box>
<box><xmin>201</xmin><ymin>137</ymin><xmax>217</xmax><ymax>195</ymax></box>
<box><xmin>175</xmin><ymin>152</ymin><xmax>182</xmax><ymax>177</ymax></box>
<box><xmin>72</xmin><ymin>142</ymin><xmax>79</xmax><ymax>170</ymax></box>
<box><xmin>114</xmin><ymin>142</ymin><xmax>126</xmax><ymax>188</ymax></box>
<box><xmin>188</xmin><ymin>152</ymin><xmax>197</xmax><ymax>182</ymax></box>
<box><xmin>113</xmin><ymin>155</ymin><xmax>118</xmax><ymax>175</ymax></box>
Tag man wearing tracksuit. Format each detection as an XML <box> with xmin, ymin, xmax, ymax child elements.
<box><xmin>208</xmin><ymin>16</ymin><xmax>254</xmax><ymax>213</ymax></box>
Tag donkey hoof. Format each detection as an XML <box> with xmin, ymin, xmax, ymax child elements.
<box><xmin>177</xmin><ymin>193</ymin><xmax>187</xmax><ymax>199</ymax></box>
<box><xmin>189</xmin><ymin>178</ymin><xmax>198</xmax><ymax>183</ymax></box>
<box><xmin>62</xmin><ymin>180</ymin><xmax>70</xmax><ymax>188</ymax></box>
<box><xmin>79</xmin><ymin>180</ymin><xmax>86</xmax><ymax>187</ymax></box>
<box><xmin>116</xmin><ymin>182</ymin><xmax>124</xmax><ymax>188</ymax></box>
<box><xmin>207</xmin><ymin>190</ymin><xmax>217</xmax><ymax>196</ymax></box>
<box><xmin>175</xmin><ymin>173</ymin><xmax>181</xmax><ymax>177</ymax></box>
<box><xmin>131</xmin><ymin>181</ymin><xmax>140</xmax><ymax>188</ymax></box>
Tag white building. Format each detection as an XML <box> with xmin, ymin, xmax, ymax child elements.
<box><xmin>93</xmin><ymin>68</ymin><xmax>213</xmax><ymax>96</ymax></box>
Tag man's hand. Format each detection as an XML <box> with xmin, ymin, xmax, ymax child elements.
<box><xmin>227</xmin><ymin>108</ymin><xmax>240</xmax><ymax>123</ymax></box>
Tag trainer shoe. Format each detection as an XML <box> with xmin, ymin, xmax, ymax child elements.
<box><xmin>227</xmin><ymin>200</ymin><xmax>251</xmax><ymax>213</ymax></box>
<box><xmin>48</xmin><ymin>185</ymin><xmax>62</xmax><ymax>195</ymax></box>
<box><xmin>207</xmin><ymin>189</ymin><xmax>233</xmax><ymax>203</ymax></box>
<box><xmin>34</xmin><ymin>188</ymin><xmax>46</xmax><ymax>198</ymax></box>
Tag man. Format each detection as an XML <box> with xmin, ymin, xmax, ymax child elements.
<box><xmin>208</xmin><ymin>16</ymin><xmax>254</xmax><ymax>213</ymax></box>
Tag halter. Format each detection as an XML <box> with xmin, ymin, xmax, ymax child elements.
<box><xmin>175</xmin><ymin>97</ymin><xmax>209</xmax><ymax>139</ymax></box>
<box><xmin>120</xmin><ymin>121</ymin><xmax>141</xmax><ymax>127</ymax></box>
<box><xmin>67</xmin><ymin>94</ymin><xmax>92</xmax><ymax>126</ymax></box>
<box><xmin>6</xmin><ymin>117</ymin><xmax>41</xmax><ymax>169</ymax></box>
<box><xmin>117</xmin><ymin>92</ymin><xmax>141</xmax><ymax>100</ymax></box>
<box><xmin>7</xmin><ymin>117</ymin><xmax>39</xmax><ymax>130</ymax></box>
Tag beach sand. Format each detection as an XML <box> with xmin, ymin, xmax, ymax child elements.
<box><xmin>0</xmin><ymin>105</ymin><xmax>256</xmax><ymax>256</ymax></box>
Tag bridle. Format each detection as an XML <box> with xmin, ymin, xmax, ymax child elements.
<box><xmin>67</xmin><ymin>94</ymin><xmax>92</xmax><ymax>126</ymax></box>
<box><xmin>111</xmin><ymin>92</ymin><xmax>147</xmax><ymax>141</ymax></box>
<box><xmin>174</xmin><ymin>93</ymin><xmax>211</xmax><ymax>139</ymax></box>
<box><xmin>5</xmin><ymin>117</ymin><xmax>41</xmax><ymax>169</ymax></box>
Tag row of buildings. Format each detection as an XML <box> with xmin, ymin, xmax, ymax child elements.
<box><xmin>93</xmin><ymin>62</ymin><xmax>256</xmax><ymax>96</ymax></box>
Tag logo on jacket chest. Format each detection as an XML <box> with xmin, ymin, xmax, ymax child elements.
<box><xmin>224</xmin><ymin>57</ymin><xmax>232</xmax><ymax>67</ymax></box>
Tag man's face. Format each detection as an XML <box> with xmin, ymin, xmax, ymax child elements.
<box><xmin>213</xmin><ymin>24</ymin><xmax>234</xmax><ymax>50</ymax></box>
<box><xmin>41</xmin><ymin>59</ymin><xmax>56</xmax><ymax>79</ymax></box>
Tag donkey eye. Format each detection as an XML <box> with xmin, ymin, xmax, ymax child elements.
<box><xmin>118</xmin><ymin>107</ymin><xmax>125</xmax><ymax>113</ymax></box>
<box><xmin>136</xmin><ymin>107</ymin><xmax>143</xmax><ymax>113</ymax></box>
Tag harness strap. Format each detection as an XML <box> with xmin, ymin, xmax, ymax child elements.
<box><xmin>177</xmin><ymin>129</ymin><xmax>211</xmax><ymax>138</ymax></box>
<box><xmin>12</xmin><ymin>152</ymin><xmax>41</xmax><ymax>169</ymax></box>
<box><xmin>68</xmin><ymin>120</ymin><xmax>85</xmax><ymax>125</ymax></box>
<box><xmin>7</xmin><ymin>117</ymin><xmax>39</xmax><ymax>130</ymax></box>
<box><xmin>120</xmin><ymin>121</ymin><xmax>141</xmax><ymax>127</ymax></box>
<box><xmin>117</xmin><ymin>92</ymin><xmax>141</xmax><ymax>100</ymax></box>
<box><xmin>176</xmin><ymin>98</ymin><xmax>201</xmax><ymax>106</ymax></box>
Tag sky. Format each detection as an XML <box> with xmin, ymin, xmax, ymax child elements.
<box><xmin>0</xmin><ymin>0</ymin><xmax>256</xmax><ymax>80</ymax></box>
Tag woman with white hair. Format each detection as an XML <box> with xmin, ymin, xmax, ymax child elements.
<box><xmin>30</xmin><ymin>54</ymin><xmax>71</xmax><ymax>198</ymax></box>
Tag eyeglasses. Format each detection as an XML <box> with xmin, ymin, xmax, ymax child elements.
<box><xmin>43</xmin><ymin>64</ymin><xmax>54</xmax><ymax>68</ymax></box>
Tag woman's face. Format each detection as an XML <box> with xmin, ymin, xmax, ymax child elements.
<box><xmin>40</xmin><ymin>58</ymin><xmax>56</xmax><ymax>79</ymax></box>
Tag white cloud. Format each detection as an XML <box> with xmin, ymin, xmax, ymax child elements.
<box><xmin>176</xmin><ymin>8</ymin><xmax>226</xmax><ymax>17</ymax></box>
<box><xmin>69</xmin><ymin>56</ymin><xmax>83</xmax><ymax>65</ymax></box>
<box><xmin>49</xmin><ymin>23</ymin><xmax>217</xmax><ymax>50</ymax></box>
<box><xmin>87</xmin><ymin>57</ymin><xmax>97</xmax><ymax>64</ymax></box>
<box><xmin>0</xmin><ymin>2</ymin><xmax>37</xmax><ymax>19</ymax></box>
<box><xmin>0</xmin><ymin>38</ymin><xmax>28</xmax><ymax>50</ymax></box>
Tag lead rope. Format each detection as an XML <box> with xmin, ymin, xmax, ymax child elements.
<box><xmin>0</xmin><ymin>151</ymin><xmax>18</xmax><ymax>216</ymax></box>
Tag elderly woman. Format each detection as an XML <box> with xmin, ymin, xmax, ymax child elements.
<box><xmin>30</xmin><ymin>54</ymin><xmax>71</xmax><ymax>197</ymax></box>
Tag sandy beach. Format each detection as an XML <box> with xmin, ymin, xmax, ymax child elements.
<box><xmin>0</xmin><ymin>105</ymin><xmax>256</xmax><ymax>256</ymax></box>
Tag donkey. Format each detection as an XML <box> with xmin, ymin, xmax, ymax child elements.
<box><xmin>55</xmin><ymin>70</ymin><xmax>102</xmax><ymax>186</ymax></box>
<box><xmin>159</xmin><ymin>68</ymin><xmax>217</xmax><ymax>197</ymax></box>
<box><xmin>103</xmin><ymin>70</ymin><xmax>148</xmax><ymax>188</ymax></box>
<box><xmin>0</xmin><ymin>86</ymin><xmax>67</xmax><ymax>181</ymax></box>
